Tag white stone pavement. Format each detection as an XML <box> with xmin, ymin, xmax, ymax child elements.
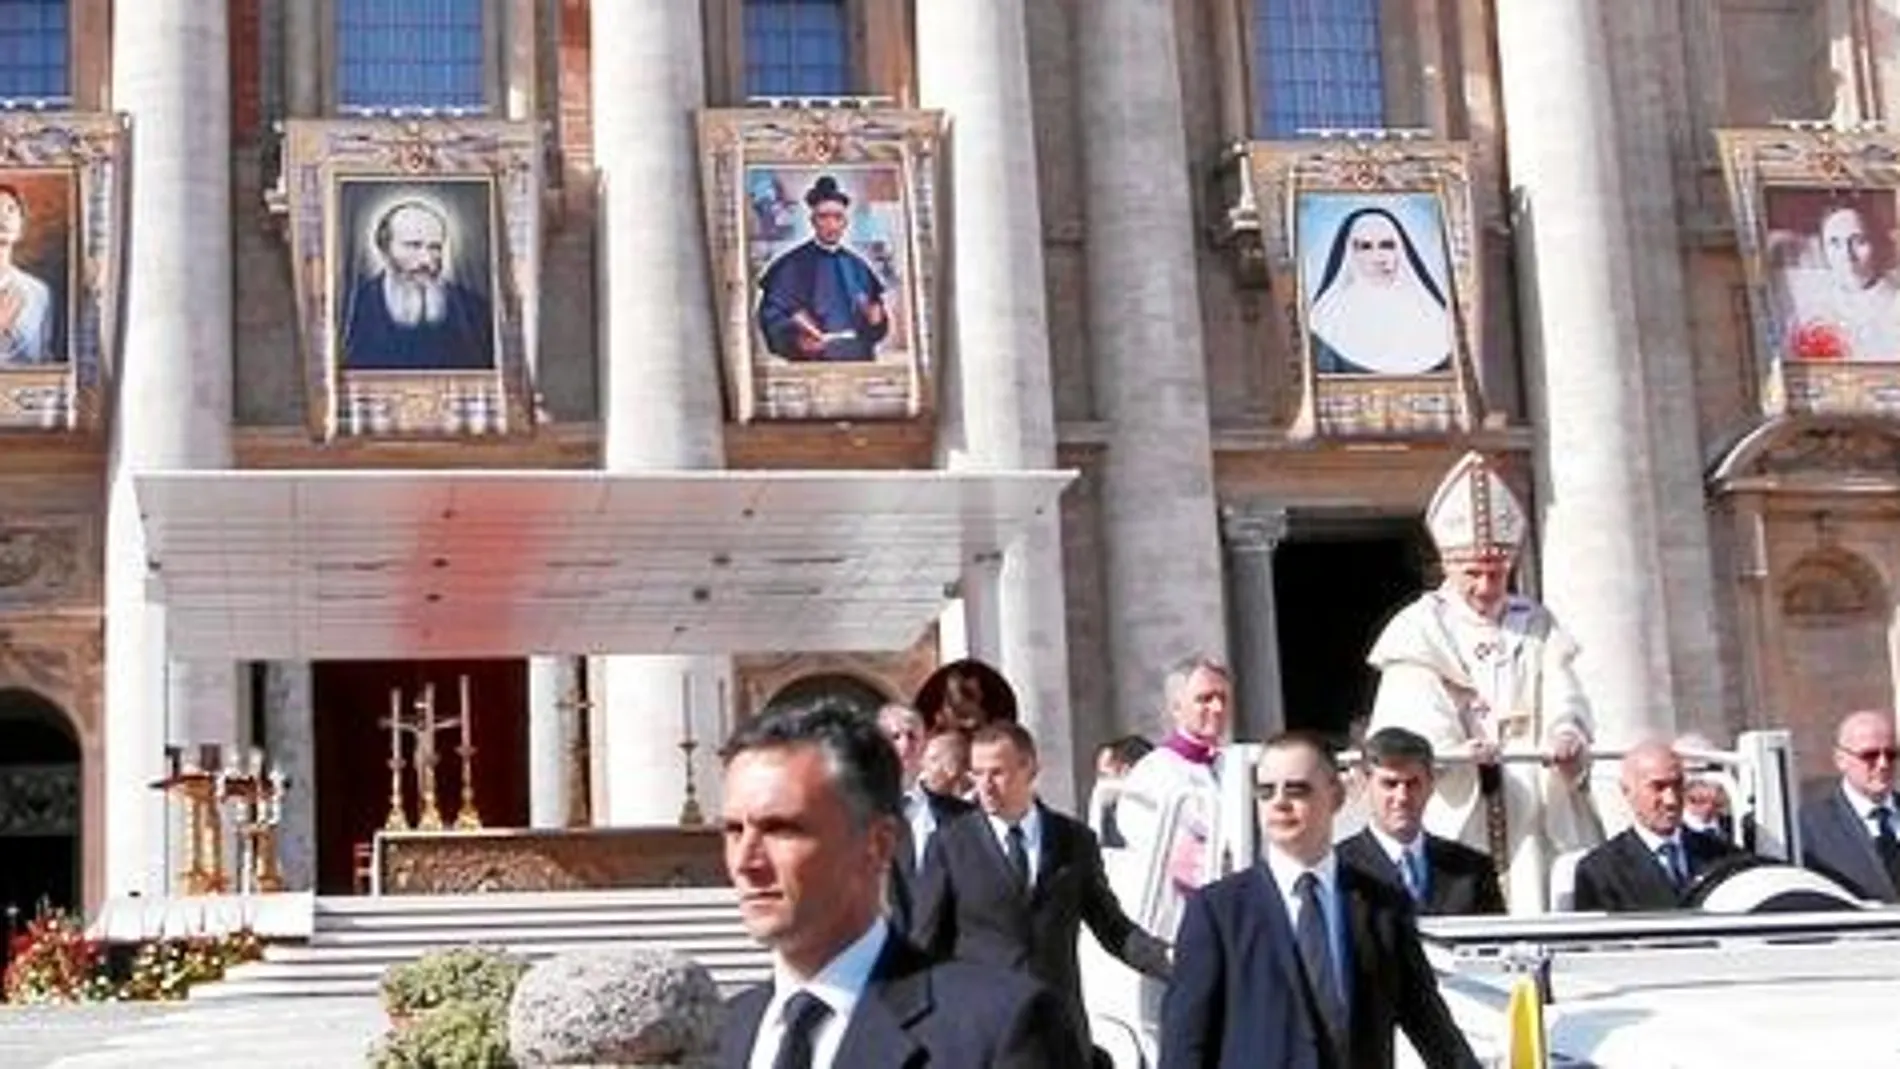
<box><xmin>0</xmin><ymin>998</ymin><xmax>386</xmax><ymax>1069</ymax></box>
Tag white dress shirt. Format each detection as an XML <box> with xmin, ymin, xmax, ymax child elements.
<box><xmin>904</xmin><ymin>786</ymin><xmax>940</xmax><ymax>866</ymax></box>
<box><xmin>986</xmin><ymin>803</ymin><xmax>1044</xmax><ymax>887</ymax></box>
<box><xmin>747</xmin><ymin>919</ymin><xmax>889</xmax><ymax>1069</ymax></box>
<box><xmin>1262</xmin><ymin>846</ymin><xmax>1346</xmax><ymax>1002</ymax></box>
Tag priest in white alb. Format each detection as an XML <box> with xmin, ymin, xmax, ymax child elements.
<box><xmin>1365</xmin><ymin>452</ymin><xmax>1602</xmax><ymax>914</ymax></box>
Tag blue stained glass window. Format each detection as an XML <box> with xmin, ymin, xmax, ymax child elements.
<box><xmin>337</xmin><ymin>0</ymin><xmax>486</xmax><ymax>113</ymax></box>
<box><xmin>1254</xmin><ymin>0</ymin><xmax>1386</xmax><ymax>138</ymax></box>
<box><xmin>0</xmin><ymin>0</ymin><xmax>68</xmax><ymax>103</ymax></box>
<box><xmin>743</xmin><ymin>0</ymin><xmax>850</xmax><ymax>99</ymax></box>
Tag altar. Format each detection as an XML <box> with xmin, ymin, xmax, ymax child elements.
<box><xmin>371</xmin><ymin>826</ymin><xmax>725</xmax><ymax>895</ymax></box>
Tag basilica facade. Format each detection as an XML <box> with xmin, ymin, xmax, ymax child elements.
<box><xmin>0</xmin><ymin>0</ymin><xmax>1896</xmax><ymax>919</ymax></box>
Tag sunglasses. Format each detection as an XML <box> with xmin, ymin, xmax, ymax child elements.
<box><xmin>1254</xmin><ymin>779</ymin><xmax>1319</xmax><ymax>802</ymax></box>
<box><xmin>1839</xmin><ymin>746</ymin><xmax>1900</xmax><ymax>766</ymax></box>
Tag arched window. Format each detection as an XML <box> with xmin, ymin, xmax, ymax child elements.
<box><xmin>0</xmin><ymin>687</ymin><xmax>80</xmax><ymax>955</ymax></box>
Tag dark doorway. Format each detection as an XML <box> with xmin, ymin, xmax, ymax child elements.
<box><xmin>1272</xmin><ymin>520</ymin><xmax>1431</xmax><ymax>744</ymax></box>
<box><xmin>0</xmin><ymin>688</ymin><xmax>80</xmax><ymax>970</ymax></box>
<box><xmin>311</xmin><ymin>660</ymin><xmax>529</xmax><ymax>895</ymax></box>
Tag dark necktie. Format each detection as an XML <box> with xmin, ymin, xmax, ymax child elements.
<box><xmin>1294</xmin><ymin>873</ymin><xmax>1345</xmax><ymax>1030</ymax></box>
<box><xmin>1872</xmin><ymin>806</ymin><xmax>1900</xmax><ymax>888</ymax></box>
<box><xmin>1006</xmin><ymin>823</ymin><xmax>1031</xmax><ymax>892</ymax></box>
<box><xmin>772</xmin><ymin>990</ymin><xmax>833</xmax><ymax>1069</ymax></box>
<box><xmin>1402</xmin><ymin>848</ymin><xmax>1428</xmax><ymax>905</ymax></box>
<box><xmin>1658</xmin><ymin>840</ymin><xmax>1687</xmax><ymax>891</ymax></box>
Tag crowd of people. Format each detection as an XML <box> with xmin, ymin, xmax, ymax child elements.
<box><xmin>705</xmin><ymin>449</ymin><xmax>1900</xmax><ymax>1068</ymax></box>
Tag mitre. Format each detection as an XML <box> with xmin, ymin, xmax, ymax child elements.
<box><xmin>1424</xmin><ymin>451</ymin><xmax>1527</xmax><ymax>561</ymax></box>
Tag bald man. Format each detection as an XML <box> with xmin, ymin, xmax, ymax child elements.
<box><xmin>1800</xmin><ymin>710</ymin><xmax>1900</xmax><ymax>903</ymax></box>
<box><xmin>1571</xmin><ymin>740</ymin><xmax>1741</xmax><ymax>913</ymax></box>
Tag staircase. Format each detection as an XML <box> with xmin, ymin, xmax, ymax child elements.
<box><xmin>191</xmin><ymin>887</ymin><xmax>771</xmax><ymax>1001</ymax></box>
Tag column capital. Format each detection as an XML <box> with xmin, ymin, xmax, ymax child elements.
<box><xmin>1220</xmin><ymin>503</ymin><xmax>1289</xmax><ymax>553</ymax></box>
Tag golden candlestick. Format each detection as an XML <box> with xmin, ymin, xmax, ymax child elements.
<box><xmin>678</xmin><ymin>737</ymin><xmax>705</xmax><ymax>827</ymax></box>
<box><xmin>454</xmin><ymin>743</ymin><xmax>484</xmax><ymax>829</ymax></box>
<box><xmin>380</xmin><ymin>688</ymin><xmax>412</xmax><ymax>831</ymax></box>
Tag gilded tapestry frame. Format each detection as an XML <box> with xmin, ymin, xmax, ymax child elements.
<box><xmin>1249</xmin><ymin>139</ymin><xmax>1484</xmax><ymax>439</ymax></box>
<box><xmin>0</xmin><ymin>112</ymin><xmax>126</xmax><ymax>435</ymax></box>
<box><xmin>698</xmin><ymin>107</ymin><xmax>944</xmax><ymax>423</ymax></box>
<box><xmin>281</xmin><ymin>119</ymin><xmax>540</xmax><ymax>441</ymax></box>
<box><xmin>1716</xmin><ymin>127</ymin><xmax>1900</xmax><ymax>418</ymax></box>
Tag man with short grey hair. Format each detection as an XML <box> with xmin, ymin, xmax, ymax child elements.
<box><xmin>1114</xmin><ymin>655</ymin><xmax>1232</xmax><ymax>936</ymax></box>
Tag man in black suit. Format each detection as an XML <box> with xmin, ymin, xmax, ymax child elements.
<box><xmin>879</xmin><ymin>702</ymin><xmax>975</xmax><ymax>933</ymax></box>
<box><xmin>1799</xmin><ymin>709</ymin><xmax>1900</xmax><ymax>903</ymax></box>
<box><xmin>1160</xmin><ymin>731</ymin><xmax>1478</xmax><ymax>1069</ymax></box>
<box><xmin>913</xmin><ymin>721</ymin><xmax>1172</xmax><ymax>1057</ymax></box>
<box><xmin>1571</xmin><ymin>738</ymin><xmax>1741</xmax><ymax>913</ymax></box>
<box><xmin>1337</xmin><ymin>727</ymin><xmax>1505</xmax><ymax>917</ymax></box>
<box><xmin>716</xmin><ymin>703</ymin><xmax>1087</xmax><ymax>1069</ymax></box>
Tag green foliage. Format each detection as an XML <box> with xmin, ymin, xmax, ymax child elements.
<box><xmin>378</xmin><ymin>945</ymin><xmax>529</xmax><ymax>1017</ymax></box>
<box><xmin>368</xmin><ymin>1000</ymin><xmax>516</xmax><ymax>1069</ymax></box>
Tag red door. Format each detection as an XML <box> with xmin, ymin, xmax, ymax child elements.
<box><xmin>312</xmin><ymin>659</ymin><xmax>529</xmax><ymax>894</ymax></box>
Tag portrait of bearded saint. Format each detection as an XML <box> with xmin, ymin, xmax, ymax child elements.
<box><xmin>1363</xmin><ymin>451</ymin><xmax>1603</xmax><ymax>914</ymax></box>
<box><xmin>340</xmin><ymin>197</ymin><xmax>495</xmax><ymax>372</ymax></box>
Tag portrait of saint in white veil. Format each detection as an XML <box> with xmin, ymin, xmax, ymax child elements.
<box><xmin>1302</xmin><ymin>200</ymin><xmax>1454</xmax><ymax>376</ymax></box>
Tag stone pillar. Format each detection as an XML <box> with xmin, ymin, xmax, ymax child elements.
<box><xmin>1221</xmin><ymin>504</ymin><xmax>1288</xmax><ymax>742</ymax></box>
<box><xmin>591</xmin><ymin>1</ymin><xmax>730</xmax><ymax>826</ymax></box>
<box><xmin>104</xmin><ymin>0</ymin><xmax>238</xmax><ymax>896</ymax></box>
<box><xmin>262</xmin><ymin>662</ymin><xmax>317</xmax><ymax>891</ymax></box>
<box><xmin>1495</xmin><ymin>1</ymin><xmax>1673</xmax><ymax>743</ymax></box>
<box><xmin>526</xmin><ymin>656</ymin><xmax>577</xmax><ymax>829</ymax></box>
<box><xmin>1077</xmin><ymin>0</ymin><xmax>1227</xmax><ymax>737</ymax></box>
<box><xmin>284</xmin><ymin>0</ymin><xmax>320</xmax><ymax>117</ymax></box>
<box><xmin>918</xmin><ymin>0</ymin><xmax>1076</xmax><ymax>804</ymax></box>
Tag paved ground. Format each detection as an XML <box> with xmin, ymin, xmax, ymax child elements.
<box><xmin>0</xmin><ymin>998</ymin><xmax>386</xmax><ymax>1069</ymax></box>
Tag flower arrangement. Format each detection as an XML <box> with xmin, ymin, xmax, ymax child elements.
<box><xmin>2</xmin><ymin>909</ymin><xmax>265</xmax><ymax>1005</ymax></box>
<box><xmin>1790</xmin><ymin>319</ymin><xmax>1850</xmax><ymax>361</ymax></box>
<box><xmin>2</xmin><ymin>910</ymin><xmax>108</xmax><ymax>1004</ymax></box>
<box><xmin>119</xmin><ymin>930</ymin><xmax>265</xmax><ymax>1001</ymax></box>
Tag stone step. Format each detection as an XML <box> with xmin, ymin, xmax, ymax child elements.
<box><xmin>227</xmin><ymin>950</ymin><xmax>769</xmax><ymax>984</ymax></box>
<box><xmin>261</xmin><ymin>941</ymin><xmax>767</xmax><ymax>970</ymax></box>
<box><xmin>189</xmin><ymin>969</ymin><xmax>768</xmax><ymax>1002</ymax></box>
<box><xmin>314</xmin><ymin>906</ymin><xmax>740</xmax><ymax>933</ymax></box>
<box><xmin>289</xmin><ymin>927</ymin><xmax>760</xmax><ymax>957</ymax></box>
<box><xmin>313</xmin><ymin>888</ymin><xmax>739</xmax><ymax>915</ymax></box>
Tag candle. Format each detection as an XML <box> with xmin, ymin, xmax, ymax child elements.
<box><xmin>164</xmin><ymin>745</ymin><xmax>182</xmax><ymax>780</ymax></box>
<box><xmin>200</xmin><ymin>743</ymin><xmax>221</xmax><ymax>774</ymax></box>
<box><xmin>251</xmin><ymin>746</ymin><xmax>266</xmax><ymax>777</ymax></box>
<box><xmin>680</xmin><ymin>673</ymin><xmax>693</xmax><ymax>742</ymax></box>
<box><xmin>460</xmin><ymin>674</ymin><xmax>473</xmax><ymax>751</ymax></box>
<box><xmin>717</xmin><ymin>678</ymin><xmax>730</xmax><ymax>744</ymax></box>
<box><xmin>388</xmin><ymin>688</ymin><xmax>402</xmax><ymax>763</ymax></box>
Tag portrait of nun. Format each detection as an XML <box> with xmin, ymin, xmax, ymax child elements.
<box><xmin>1301</xmin><ymin>197</ymin><xmax>1455</xmax><ymax>376</ymax></box>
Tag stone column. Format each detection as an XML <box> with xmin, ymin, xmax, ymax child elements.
<box><xmin>526</xmin><ymin>656</ymin><xmax>577</xmax><ymax>829</ymax></box>
<box><xmin>262</xmin><ymin>662</ymin><xmax>317</xmax><ymax>891</ymax></box>
<box><xmin>1495</xmin><ymin>1</ymin><xmax>1673</xmax><ymax>743</ymax></box>
<box><xmin>1077</xmin><ymin>0</ymin><xmax>1228</xmax><ymax>737</ymax></box>
<box><xmin>284</xmin><ymin>0</ymin><xmax>320</xmax><ymax>116</ymax></box>
<box><xmin>1221</xmin><ymin>504</ymin><xmax>1288</xmax><ymax>741</ymax></box>
<box><xmin>104</xmin><ymin>0</ymin><xmax>238</xmax><ymax>896</ymax></box>
<box><xmin>918</xmin><ymin>0</ymin><xmax>1076</xmax><ymax>805</ymax></box>
<box><xmin>591</xmin><ymin>1</ymin><xmax>730</xmax><ymax>826</ymax></box>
